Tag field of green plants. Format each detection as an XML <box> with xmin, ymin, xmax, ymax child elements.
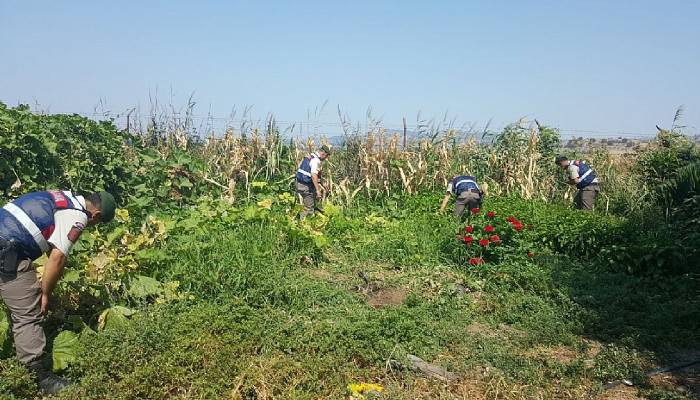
<box><xmin>0</xmin><ymin>102</ymin><xmax>698</xmax><ymax>399</ymax></box>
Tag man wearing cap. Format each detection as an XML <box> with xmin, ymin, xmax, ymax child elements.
<box><xmin>555</xmin><ymin>155</ymin><xmax>600</xmax><ymax>210</ymax></box>
<box><xmin>439</xmin><ymin>175</ymin><xmax>483</xmax><ymax>218</ymax></box>
<box><xmin>295</xmin><ymin>145</ymin><xmax>331</xmax><ymax>219</ymax></box>
<box><xmin>0</xmin><ymin>190</ymin><xmax>116</xmax><ymax>395</ymax></box>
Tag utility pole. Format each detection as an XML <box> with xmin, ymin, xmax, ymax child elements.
<box><xmin>403</xmin><ymin>116</ymin><xmax>407</xmax><ymax>149</ymax></box>
<box><xmin>126</xmin><ymin>108</ymin><xmax>134</xmax><ymax>134</ymax></box>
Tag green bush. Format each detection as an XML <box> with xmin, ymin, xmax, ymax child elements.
<box><xmin>0</xmin><ymin>359</ymin><xmax>36</xmax><ymax>399</ymax></box>
<box><xmin>636</xmin><ymin>130</ymin><xmax>697</xmax><ymax>188</ymax></box>
<box><xmin>0</xmin><ymin>103</ymin><xmax>135</xmax><ymax>201</ymax></box>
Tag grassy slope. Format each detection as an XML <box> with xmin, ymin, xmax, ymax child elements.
<box><xmin>2</xmin><ymin>196</ymin><xmax>698</xmax><ymax>400</ymax></box>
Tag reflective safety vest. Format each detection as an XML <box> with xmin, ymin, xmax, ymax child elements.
<box><xmin>452</xmin><ymin>175</ymin><xmax>480</xmax><ymax>195</ymax></box>
<box><xmin>296</xmin><ymin>153</ymin><xmax>320</xmax><ymax>184</ymax></box>
<box><xmin>0</xmin><ymin>190</ymin><xmax>86</xmax><ymax>260</ymax></box>
<box><xmin>572</xmin><ymin>160</ymin><xmax>597</xmax><ymax>189</ymax></box>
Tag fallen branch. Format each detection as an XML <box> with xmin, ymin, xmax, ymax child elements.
<box><xmin>405</xmin><ymin>354</ymin><xmax>458</xmax><ymax>382</ymax></box>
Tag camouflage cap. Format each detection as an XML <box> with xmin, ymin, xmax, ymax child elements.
<box><xmin>98</xmin><ymin>191</ymin><xmax>117</xmax><ymax>223</ymax></box>
<box><xmin>320</xmin><ymin>145</ymin><xmax>332</xmax><ymax>155</ymax></box>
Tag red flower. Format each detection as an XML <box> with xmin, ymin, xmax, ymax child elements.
<box><xmin>463</xmin><ymin>236</ymin><xmax>474</xmax><ymax>245</ymax></box>
<box><xmin>471</xmin><ymin>208</ymin><xmax>480</xmax><ymax>214</ymax></box>
<box><xmin>513</xmin><ymin>223</ymin><xmax>523</xmax><ymax>232</ymax></box>
<box><xmin>527</xmin><ymin>251</ymin><xmax>535</xmax><ymax>258</ymax></box>
<box><xmin>507</xmin><ymin>215</ymin><xmax>523</xmax><ymax>226</ymax></box>
<box><xmin>484</xmin><ymin>225</ymin><xmax>495</xmax><ymax>233</ymax></box>
<box><xmin>487</xmin><ymin>211</ymin><xmax>496</xmax><ymax>218</ymax></box>
<box><xmin>469</xmin><ymin>257</ymin><xmax>485</xmax><ymax>265</ymax></box>
<box><xmin>490</xmin><ymin>234</ymin><xmax>501</xmax><ymax>243</ymax></box>
<box><xmin>465</xmin><ymin>226</ymin><xmax>474</xmax><ymax>233</ymax></box>
<box><xmin>478</xmin><ymin>238</ymin><xmax>489</xmax><ymax>247</ymax></box>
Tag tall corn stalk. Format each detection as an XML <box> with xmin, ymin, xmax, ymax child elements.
<box><xmin>129</xmin><ymin>106</ymin><xmax>630</xmax><ymax>205</ymax></box>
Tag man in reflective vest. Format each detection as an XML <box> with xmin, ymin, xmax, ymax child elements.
<box><xmin>0</xmin><ymin>190</ymin><xmax>116</xmax><ymax>395</ymax></box>
<box><xmin>555</xmin><ymin>155</ymin><xmax>600</xmax><ymax>210</ymax></box>
<box><xmin>439</xmin><ymin>175</ymin><xmax>483</xmax><ymax>217</ymax></box>
<box><xmin>295</xmin><ymin>145</ymin><xmax>331</xmax><ymax>219</ymax></box>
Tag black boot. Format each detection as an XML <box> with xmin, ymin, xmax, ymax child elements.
<box><xmin>27</xmin><ymin>359</ymin><xmax>70</xmax><ymax>395</ymax></box>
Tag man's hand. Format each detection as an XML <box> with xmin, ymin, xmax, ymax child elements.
<box><xmin>439</xmin><ymin>193</ymin><xmax>451</xmax><ymax>214</ymax></box>
<box><xmin>40</xmin><ymin>292</ymin><xmax>50</xmax><ymax>315</ymax></box>
<box><xmin>40</xmin><ymin>248</ymin><xmax>67</xmax><ymax>316</ymax></box>
<box><xmin>311</xmin><ymin>174</ymin><xmax>324</xmax><ymax>200</ymax></box>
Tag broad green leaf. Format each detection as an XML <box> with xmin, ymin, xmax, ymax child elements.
<box><xmin>42</xmin><ymin>139</ymin><xmax>58</xmax><ymax>155</ymax></box>
<box><xmin>140</xmin><ymin>151</ymin><xmax>160</xmax><ymax>164</ymax></box>
<box><xmin>176</xmin><ymin>177</ymin><xmax>193</xmax><ymax>188</ymax></box>
<box><xmin>242</xmin><ymin>205</ymin><xmax>258</xmax><ymax>220</ymax></box>
<box><xmin>313</xmin><ymin>234</ymin><xmax>329</xmax><ymax>248</ymax></box>
<box><xmin>105</xmin><ymin>226</ymin><xmax>126</xmax><ymax>247</ymax></box>
<box><xmin>52</xmin><ymin>331</ymin><xmax>79</xmax><ymax>371</ymax></box>
<box><xmin>128</xmin><ymin>275</ymin><xmax>164</xmax><ymax>299</ymax></box>
<box><xmin>97</xmin><ymin>306</ymin><xmax>135</xmax><ymax>332</ymax></box>
<box><xmin>62</xmin><ymin>269</ymin><xmax>80</xmax><ymax>283</ymax></box>
<box><xmin>322</xmin><ymin>202</ymin><xmax>342</xmax><ymax>217</ymax></box>
<box><xmin>111</xmin><ymin>305</ymin><xmax>136</xmax><ymax>317</ymax></box>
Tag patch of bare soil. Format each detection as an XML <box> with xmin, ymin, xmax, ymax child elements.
<box><xmin>595</xmin><ymin>385</ymin><xmax>645</xmax><ymax>400</ymax></box>
<box><xmin>462</xmin><ymin>288</ymin><xmax>490</xmax><ymax>308</ymax></box>
<box><xmin>525</xmin><ymin>345</ymin><xmax>580</xmax><ymax>364</ymax></box>
<box><xmin>496</xmin><ymin>323</ymin><xmax>524</xmax><ymax>337</ymax></box>
<box><xmin>467</xmin><ymin>290</ymin><xmax>485</xmax><ymax>303</ymax></box>
<box><xmin>366</xmin><ymin>287</ymin><xmax>408</xmax><ymax>308</ymax></box>
<box><xmin>465</xmin><ymin>322</ymin><xmax>525</xmax><ymax>339</ymax></box>
<box><xmin>464</xmin><ymin>290</ymin><xmax>497</xmax><ymax>314</ymax></box>
<box><xmin>595</xmin><ymin>385</ymin><xmax>644</xmax><ymax>400</ymax></box>
<box><xmin>447</xmin><ymin>374</ymin><xmax>488</xmax><ymax>400</ymax></box>
<box><xmin>465</xmin><ymin>322</ymin><xmax>498</xmax><ymax>338</ymax></box>
<box><xmin>650</xmin><ymin>364</ymin><xmax>700</xmax><ymax>398</ymax></box>
<box><xmin>595</xmin><ymin>358</ymin><xmax>700</xmax><ymax>400</ymax></box>
<box><xmin>584</xmin><ymin>339</ymin><xmax>604</xmax><ymax>359</ymax></box>
<box><xmin>399</xmin><ymin>374</ymin><xmax>487</xmax><ymax>400</ymax></box>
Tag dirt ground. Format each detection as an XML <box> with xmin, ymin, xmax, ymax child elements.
<box><xmin>366</xmin><ymin>287</ymin><xmax>408</xmax><ymax>308</ymax></box>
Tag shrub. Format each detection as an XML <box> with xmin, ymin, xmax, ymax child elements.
<box><xmin>0</xmin><ymin>103</ymin><xmax>135</xmax><ymax>201</ymax></box>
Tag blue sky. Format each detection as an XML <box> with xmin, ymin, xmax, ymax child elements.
<box><xmin>1</xmin><ymin>1</ymin><xmax>698</xmax><ymax>137</ymax></box>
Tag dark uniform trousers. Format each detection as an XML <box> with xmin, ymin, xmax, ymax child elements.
<box><xmin>296</xmin><ymin>181</ymin><xmax>316</xmax><ymax>219</ymax></box>
<box><xmin>0</xmin><ymin>259</ymin><xmax>45</xmax><ymax>365</ymax></box>
<box><xmin>454</xmin><ymin>191</ymin><xmax>482</xmax><ymax>217</ymax></box>
<box><xmin>574</xmin><ymin>183</ymin><xmax>600</xmax><ymax>210</ymax></box>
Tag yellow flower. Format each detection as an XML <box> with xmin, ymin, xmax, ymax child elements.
<box><xmin>348</xmin><ymin>383</ymin><xmax>383</xmax><ymax>399</ymax></box>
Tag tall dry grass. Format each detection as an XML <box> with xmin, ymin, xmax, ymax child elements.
<box><xmin>132</xmin><ymin>109</ymin><xmax>638</xmax><ymax>212</ymax></box>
